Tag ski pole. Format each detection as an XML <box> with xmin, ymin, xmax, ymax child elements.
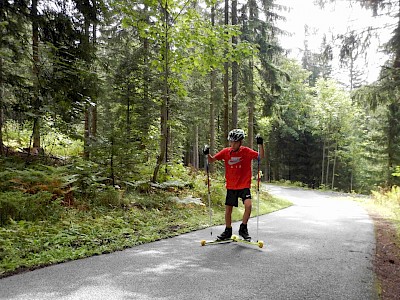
<box><xmin>203</xmin><ymin>145</ymin><xmax>212</xmax><ymax>237</ymax></box>
<box><xmin>257</xmin><ymin>143</ymin><xmax>260</xmax><ymax>242</ymax></box>
<box><xmin>255</xmin><ymin>134</ymin><xmax>263</xmax><ymax>243</ymax></box>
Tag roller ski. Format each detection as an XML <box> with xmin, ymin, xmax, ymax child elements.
<box><xmin>231</xmin><ymin>235</ymin><xmax>264</xmax><ymax>248</ymax></box>
<box><xmin>231</xmin><ymin>224</ymin><xmax>264</xmax><ymax>248</ymax></box>
<box><xmin>200</xmin><ymin>226</ymin><xmax>263</xmax><ymax>248</ymax></box>
<box><xmin>200</xmin><ymin>227</ymin><xmax>233</xmax><ymax>246</ymax></box>
<box><xmin>200</xmin><ymin>238</ymin><xmax>233</xmax><ymax>246</ymax></box>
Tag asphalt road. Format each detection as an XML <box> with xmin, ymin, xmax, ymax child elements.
<box><xmin>0</xmin><ymin>185</ymin><xmax>377</xmax><ymax>300</ymax></box>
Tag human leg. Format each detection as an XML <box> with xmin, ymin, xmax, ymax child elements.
<box><xmin>242</xmin><ymin>198</ymin><xmax>252</xmax><ymax>224</ymax></box>
<box><xmin>218</xmin><ymin>190</ymin><xmax>237</xmax><ymax>240</ymax></box>
<box><xmin>239</xmin><ymin>190</ymin><xmax>252</xmax><ymax>240</ymax></box>
<box><xmin>238</xmin><ymin>188</ymin><xmax>252</xmax><ymax>224</ymax></box>
<box><xmin>217</xmin><ymin>205</ymin><xmax>234</xmax><ymax>240</ymax></box>
<box><xmin>225</xmin><ymin>205</ymin><xmax>233</xmax><ymax>227</ymax></box>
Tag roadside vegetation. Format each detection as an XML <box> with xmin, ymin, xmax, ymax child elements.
<box><xmin>0</xmin><ymin>152</ymin><xmax>291</xmax><ymax>278</ymax></box>
<box><xmin>362</xmin><ymin>186</ymin><xmax>400</xmax><ymax>244</ymax></box>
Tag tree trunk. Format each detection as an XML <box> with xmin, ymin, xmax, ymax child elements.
<box><xmin>321</xmin><ymin>140</ymin><xmax>325</xmax><ymax>186</ymax></box>
<box><xmin>91</xmin><ymin>9</ymin><xmax>97</xmax><ymax>138</ymax></box>
<box><xmin>247</xmin><ymin>102</ymin><xmax>254</xmax><ymax>149</ymax></box>
<box><xmin>223</xmin><ymin>0</ymin><xmax>229</xmax><ymax>146</ymax></box>
<box><xmin>83</xmin><ymin>9</ymin><xmax>91</xmax><ymax>159</ymax></box>
<box><xmin>31</xmin><ymin>0</ymin><xmax>40</xmax><ymax>149</ymax></box>
<box><xmin>247</xmin><ymin>58</ymin><xmax>254</xmax><ymax>149</ymax></box>
<box><xmin>193</xmin><ymin>125</ymin><xmax>199</xmax><ymax>169</ymax></box>
<box><xmin>143</xmin><ymin>6</ymin><xmax>150</xmax><ymax>139</ymax></box>
<box><xmin>393</xmin><ymin>0</ymin><xmax>400</xmax><ymax>72</ymax></box>
<box><xmin>350</xmin><ymin>169</ymin><xmax>353</xmax><ymax>192</ymax></box>
<box><xmin>0</xmin><ymin>109</ymin><xmax>3</xmax><ymax>156</ymax></box>
<box><xmin>127</xmin><ymin>85</ymin><xmax>131</xmax><ymax>137</ymax></box>
<box><xmin>91</xmin><ymin>106</ymin><xmax>97</xmax><ymax>137</ymax></box>
<box><xmin>387</xmin><ymin>103</ymin><xmax>398</xmax><ymax>185</ymax></box>
<box><xmin>325</xmin><ymin>143</ymin><xmax>330</xmax><ymax>186</ymax></box>
<box><xmin>153</xmin><ymin>4</ymin><xmax>170</xmax><ymax>182</ymax></box>
<box><xmin>153</xmin><ymin>90</ymin><xmax>168</xmax><ymax>182</ymax></box>
<box><xmin>0</xmin><ymin>56</ymin><xmax>3</xmax><ymax>155</ymax></box>
<box><xmin>210</xmin><ymin>70</ymin><xmax>216</xmax><ymax>172</ymax></box>
<box><xmin>331</xmin><ymin>141</ymin><xmax>337</xmax><ymax>189</ymax></box>
<box><xmin>246</xmin><ymin>1</ymin><xmax>256</xmax><ymax>149</ymax></box>
<box><xmin>84</xmin><ymin>109</ymin><xmax>90</xmax><ymax>158</ymax></box>
<box><xmin>110</xmin><ymin>137</ymin><xmax>115</xmax><ymax>187</ymax></box>
<box><xmin>231</xmin><ymin>0</ymin><xmax>238</xmax><ymax>129</ymax></box>
<box><xmin>387</xmin><ymin>0</ymin><xmax>400</xmax><ymax>185</ymax></box>
<box><xmin>209</xmin><ymin>4</ymin><xmax>216</xmax><ymax>172</ymax></box>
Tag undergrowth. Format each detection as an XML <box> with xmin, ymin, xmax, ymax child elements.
<box><xmin>0</xmin><ymin>160</ymin><xmax>292</xmax><ymax>278</ymax></box>
<box><xmin>369</xmin><ymin>186</ymin><xmax>400</xmax><ymax>239</ymax></box>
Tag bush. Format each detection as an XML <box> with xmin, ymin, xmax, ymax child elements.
<box><xmin>192</xmin><ymin>171</ymin><xmax>226</xmax><ymax>208</ymax></box>
<box><xmin>65</xmin><ymin>159</ymin><xmax>108</xmax><ymax>198</ymax></box>
<box><xmin>372</xmin><ymin>186</ymin><xmax>400</xmax><ymax>206</ymax></box>
<box><xmin>93</xmin><ymin>186</ymin><xmax>127</xmax><ymax>208</ymax></box>
<box><xmin>0</xmin><ymin>191</ymin><xmax>61</xmax><ymax>225</ymax></box>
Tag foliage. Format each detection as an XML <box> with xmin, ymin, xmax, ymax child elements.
<box><xmin>393</xmin><ymin>166</ymin><xmax>400</xmax><ymax>177</ymax></box>
<box><xmin>0</xmin><ymin>191</ymin><xmax>61</xmax><ymax>225</ymax></box>
<box><xmin>371</xmin><ymin>186</ymin><xmax>400</xmax><ymax>220</ymax></box>
<box><xmin>0</xmin><ymin>180</ymin><xmax>291</xmax><ymax>277</ymax></box>
<box><xmin>3</xmin><ymin>120</ymin><xmax>83</xmax><ymax>157</ymax></box>
<box><xmin>64</xmin><ymin>159</ymin><xmax>108</xmax><ymax>197</ymax></box>
<box><xmin>0</xmin><ymin>164</ymin><xmax>70</xmax><ymax>194</ymax></box>
<box><xmin>0</xmin><ymin>0</ymin><xmax>399</xmax><ymax>255</ymax></box>
<box><xmin>310</xmin><ymin>78</ymin><xmax>355</xmax><ymax>189</ymax></box>
<box><xmin>265</xmin><ymin>59</ymin><xmax>322</xmax><ymax>187</ymax></box>
<box><xmin>0</xmin><ymin>164</ymin><xmax>71</xmax><ymax>225</ymax></box>
<box><xmin>356</xmin><ymin>183</ymin><xmax>400</xmax><ymax>252</ymax></box>
<box><xmin>365</xmin><ymin>185</ymin><xmax>400</xmax><ymax>238</ymax></box>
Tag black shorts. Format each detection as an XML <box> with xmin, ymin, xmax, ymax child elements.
<box><xmin>225</xmin><ymin>188</ymin><xmax>252</xmax><ymax>207</ymax></box>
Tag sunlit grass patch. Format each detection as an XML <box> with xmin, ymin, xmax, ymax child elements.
<box><xmin>355</xmin><ymin>186</ymin><xmax>400</xmax><ymax>246</ymax></box>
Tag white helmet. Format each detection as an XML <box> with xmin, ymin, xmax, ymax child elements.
<box><xmin>227</xmin><ymin>129</ymin><xmax>245</xmax><ymax>142</ymax></box>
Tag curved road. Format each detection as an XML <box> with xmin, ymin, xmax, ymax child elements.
<box><xmin>0</xmin><ymin>185</ymin><xmax>377</xmax><ymax>300</ymax></box>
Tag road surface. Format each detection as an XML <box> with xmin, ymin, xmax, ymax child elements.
<box><xmin>0</xmin><ymin>185</ymin><xmax>377</xmax><ymax>300</ymax></box>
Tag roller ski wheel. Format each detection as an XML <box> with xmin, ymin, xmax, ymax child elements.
<box><xmin>231</xmin><ymin>235</ymin><xmax>264</xmax><ymax>248</ymax></box>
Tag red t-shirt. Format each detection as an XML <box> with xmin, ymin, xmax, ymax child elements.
<box><xmin>214</xmin><ymin>146</ymin><xmax>259</xmax><ymax>190</ymax></box>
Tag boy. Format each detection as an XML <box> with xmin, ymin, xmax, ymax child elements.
<box><xmin>206</xmin><ymin>129</ymin><xmax>264</xmax><ymax>240</ymax></box>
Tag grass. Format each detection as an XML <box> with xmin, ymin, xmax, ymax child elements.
<box><xmin>355</xmin><ymin>186</ymin><xmax>400</xmax><ymax>245</ymax></box>
<box><xmin>0</xmin><ymin>184</ymin><xmax>292</xmax><ymax>278</ymax></box>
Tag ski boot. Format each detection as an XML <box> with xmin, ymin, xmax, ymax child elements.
<box><xmin>239</xmin><ymin>223</ymin><xmax>251</xmax><ymax>241</ymax></box>
<box><xmin>217</xmin><ymin>227</ymin><xmax>232</xmax><ymax>241</ymax></box>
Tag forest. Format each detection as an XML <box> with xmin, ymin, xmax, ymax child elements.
<box><xmin>1</xmin><ymin>0</ymin><xmax>400</xmax><ymax>200</ymax></box>
<box><xmin>1</xmin><ymin>0</ymin><xmax>400</xmax><ymax>278</ymax></box>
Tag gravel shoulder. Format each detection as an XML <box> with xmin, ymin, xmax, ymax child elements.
<box><xmin>368</xmin><ymin>211</ymin><xmax>400</xmax><ymax>300</ymax></box>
